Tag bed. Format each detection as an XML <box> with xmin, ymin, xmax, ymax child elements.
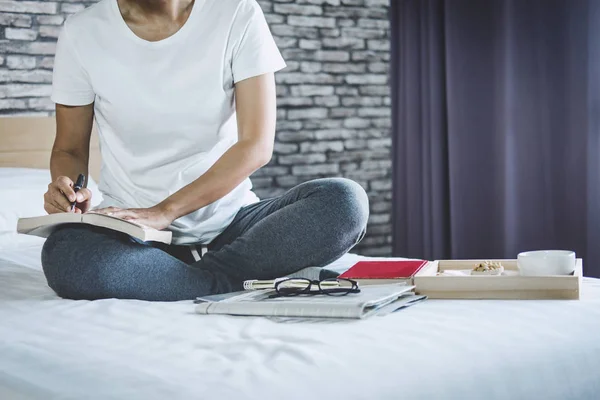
<box><xmin>1</xmin><ymin>117</ymin><xmax>600</xmax><ymax>400</ymax></box>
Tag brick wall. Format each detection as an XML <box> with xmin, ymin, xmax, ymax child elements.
<box><xmin>0</xmin><ymin>0</ymin><xmax>392</xmax><ymax>256</ymax></box>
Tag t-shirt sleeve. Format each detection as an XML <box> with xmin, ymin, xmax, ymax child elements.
<box><xmin>51</xmin><ymin>21</ymin><xmax>95</xmax><ymax>106</ymax></box>
<box><xmin>231</xmin><ymin>0</ymin><xmax>286</xmax><ymax>84</ymax></box>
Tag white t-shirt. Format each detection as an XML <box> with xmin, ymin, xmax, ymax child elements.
<box><xmin>51</xmin><ymin>0</ymin><xmax>286</xmax><ymax>245</ymax></box>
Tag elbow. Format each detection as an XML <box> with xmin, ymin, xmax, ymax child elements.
<box><xmin>257</xmin><ymin>145</ymin><xmax>273</xmax><ymax>167</ymax></box>
<box><xmin>241</xmin><ymin>140</ymin><xmax>273</xmax><ymax>169</ymax></box>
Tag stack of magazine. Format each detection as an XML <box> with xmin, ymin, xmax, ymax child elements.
<box><xmin>194</xmin><ymin>283</ymin><xmax>426</xmax><ymax>320</ymax></box>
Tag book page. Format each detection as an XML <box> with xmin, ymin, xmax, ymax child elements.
<box><xmin>84</xmin><ymin>213</ymin><xmax>148</xmax><ymax>229</ymax></box>
<box><xmin>17</xmin><ymin>213</ymin><xmax>81</xmax><ymax>237</ymax></box>
<box><xmin>83</xmin><ymin>213</ymin><xmax>171</xmax><ymax>244</ymax></box>
<box><xmin>197</xmin><ymin>301</ymin><xmax>363</xmax><ymax>319</ymax></box>
<box><xmin>17</xmin><ymin>210</ymin><xmax>171</xmax><ymax>244</ymax></box>
<box><xmin>268</xmin><ymin>294</ymin><xmax>428</xmax><ymax>323</ymax></box>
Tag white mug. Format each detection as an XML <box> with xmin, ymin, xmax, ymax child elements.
<box><xmin>517</xmin><ymin>250</ymin><xmax>576</xmax><ymax>276</ymax></box>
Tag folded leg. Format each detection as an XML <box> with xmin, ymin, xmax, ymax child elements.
<box><xmin>41</xmin><ymin>225</ymin><xmax>235</xmax><ymax>301</ymax></box>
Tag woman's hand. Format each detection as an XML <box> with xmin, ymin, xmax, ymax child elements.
<box><xmin>92</xmin><ymin>205</ymin><xmax>174</xmax><ymax>231</ymax></box>
<box><xmin>44</xmin><ymin>176</ymin><xmax>93</xmax><ymax>214</ymax></box>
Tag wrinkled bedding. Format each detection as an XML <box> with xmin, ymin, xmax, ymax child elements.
<box><xmin>1</xmin><ymin>246</ymin><xmax>599</xmax><ymax>400</ymax></box>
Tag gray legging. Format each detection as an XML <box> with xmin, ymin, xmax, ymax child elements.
<box><xmin>41</xmin><ymin>178</ymin><xmax>370</xmax><ymax>301</ymax></box>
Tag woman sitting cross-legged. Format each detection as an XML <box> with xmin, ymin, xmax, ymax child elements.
<box><xmin>41</xmin><ymin>0</ymin><xmax>369</xmax><ymax>301</ymax></box>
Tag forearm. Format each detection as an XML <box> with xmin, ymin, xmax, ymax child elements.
<box><xmin>158</xmin><ymin>140</ymin><xmax>270</xmax><ymax>220</ymax></box>
<box><xmin>50</xmin><ymin>150</ymin><xmax>89</xmax><ymax>186</ymax></box>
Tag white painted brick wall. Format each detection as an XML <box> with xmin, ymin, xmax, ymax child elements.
<box><xmin>0</xmin><ymin>0</ymin><xmax>392</xmax><ymax>256</ymax></box>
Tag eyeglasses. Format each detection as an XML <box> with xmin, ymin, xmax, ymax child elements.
<box><xmin>271</xmin><ymin>278</ymin><xmax>360</xmax><ymax>298</ymax></box>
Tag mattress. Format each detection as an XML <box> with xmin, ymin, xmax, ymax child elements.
<box><xmin>1</xmin><ymin>246</ymin><xmax>599</xmax><ymax>400</ymax></box>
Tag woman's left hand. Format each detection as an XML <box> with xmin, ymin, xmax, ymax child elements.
<box><xmin>92</xmin><ymin>205</ymin><xmax>174</xmax><ymax>231</ymax></box>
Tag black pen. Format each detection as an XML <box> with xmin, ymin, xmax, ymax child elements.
<box><xmin>70</xmin><ymin>174</ymin><xmax>86</xmax><ymax>212</ymax></box>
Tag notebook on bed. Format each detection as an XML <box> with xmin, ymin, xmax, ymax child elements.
<box><xmin>16</xmin><ymin>213</ymin><xmax>172</xmax><ymax>244</ymax></box>
<box><xmin>194</xmin><ymin>284</ymin><xmax>422</xmax><ymax>319</ymax></box>
<box><xmin>338</xmin><ymin>260</ymin><xmax>429</xmax><ymax>285</ymax></box>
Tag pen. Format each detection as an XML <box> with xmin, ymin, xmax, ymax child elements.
<box><xmin>70</xmin><ymin>173</ymin><xmax>86</xmax><ymax>212</ymax></box>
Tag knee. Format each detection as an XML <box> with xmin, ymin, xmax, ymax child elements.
<box><xmin>42</xmin><ymin>227</ymin><xmax>75</xmax><ymax>298</ymax></box>
<box><xmin>41</xmin><ymin>226</ymin><xmax>95</xmax><ymax>299</ymax></box>
<box><xmin>319</xmin><ymin>178</ymin><xmax>370</xmax><ymax>232</ymax></box>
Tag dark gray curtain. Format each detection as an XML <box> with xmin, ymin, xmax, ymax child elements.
<box><xmin>391</xmin><ymin>0</ymin><xmax>600</xmax><ymax>277</ymax></box>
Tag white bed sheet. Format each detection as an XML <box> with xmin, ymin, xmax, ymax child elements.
<box><xmin>1</xmin><ymin>246</ymin><xmax>599</xmax><ymax>400</ymax></box>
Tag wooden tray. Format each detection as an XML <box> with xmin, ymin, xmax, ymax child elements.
<box><xmin>413</xmin><ymin>259</ymin><xmax>582</xmax><ymax>300</ymax></box>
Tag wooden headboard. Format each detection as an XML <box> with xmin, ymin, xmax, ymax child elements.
<box><xmin>0</xmin><ymin>116</ymin><xmax>101</xmax><ymax>181</ymax></box>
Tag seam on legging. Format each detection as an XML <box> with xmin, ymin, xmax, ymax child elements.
<box><xmin>354</xmin><ymin>226</ymin><xmax>367</xmax><ymax>246</ymax></box>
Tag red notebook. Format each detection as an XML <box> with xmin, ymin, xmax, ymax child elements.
<box><xmin>339</xmin><ymin>260</ymin><xmax>429</xmax><ymax>284</ymax></box>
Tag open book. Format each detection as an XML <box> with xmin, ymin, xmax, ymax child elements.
<box><xmin>17</xmin><ymin>212</ymin><xmax>172</xmax><ymax>244</ymax></box>
<box><xmin>194</xmin><ymin>285</ymin><xmax>421</xmax><ymax>319</ymax></box>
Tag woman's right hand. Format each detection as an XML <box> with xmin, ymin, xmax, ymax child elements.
<box><xmin>44</xmin><ymin>176</ymin><xmax>93</xmax><ymax>214</ymax></box>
